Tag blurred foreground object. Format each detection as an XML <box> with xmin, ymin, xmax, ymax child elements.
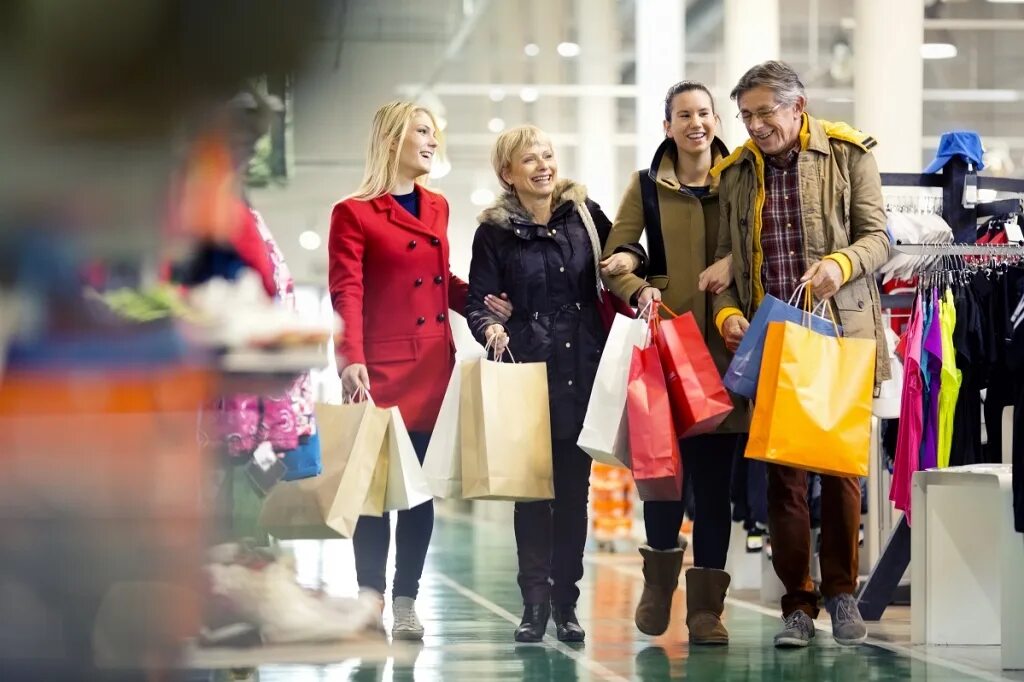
<box><xmin>0</xmin><ymin>1</ymin><xmax>328</xmax><ymax>678</ymax></box>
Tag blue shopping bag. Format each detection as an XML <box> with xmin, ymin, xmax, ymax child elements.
<box><xmin>282</xmin><ymin>431</ymin><xmax>322</xmax><ymax>481</ymax></box>
<box><xmin>723</xmin><ymin>293</ymin><xmax>841</xmax><ymax>399</ymax></box>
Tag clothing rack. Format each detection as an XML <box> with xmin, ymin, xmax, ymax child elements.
<box><xmin>892</xmin><ymin>241</ymin><xmax>1024</xmax><ymax>256</ymax></box>
<box><xmin>860</xmin><ymin>164</ymin><xmax>1024</xmax><ymax>621</ymax></box>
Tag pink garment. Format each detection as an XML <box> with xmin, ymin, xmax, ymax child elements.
<box><xmin>890</xmin><ymin>295</ymin><xmax>926</xmax><ymax>523</ymax></box>
<box><xmin>211</xmin><ymin>209</ymin><xmax>316</xmax><ymax>458</ymax></box>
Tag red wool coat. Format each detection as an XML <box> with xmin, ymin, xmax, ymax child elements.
<box><xmin>329</xmin><ymin>186</ymin><xmax>468</xmax><ymax>432</ymax></box>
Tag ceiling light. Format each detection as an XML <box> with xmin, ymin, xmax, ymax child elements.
<box><xmin>556</xmin><ymin>42</ymin><xmax>581</xmax><ymax>58</ymax></box>
<box><xmin>471</xmin><ymin>188</ymin><xmax>496</xmax><ymax>206</ymax></box>
<box><xmin>519</xmin><ymin>87</ymin><xmax>539</xmax><ymax>103</ymax></box>
<box><xmin>487</xmin><ymin>117</ymin><xmax>505</xmax><ymax>133</ymax></box>
<box><xmin>488</xmin><ymin>88</ymin><xmax>506</xmax><ymax>102</ymax></box>
<box><xmin>299</xmin><ymin>230</ymin><xmax>322</xmax><ymax>251</ymax></box>
<box><xmin>524</xmin><ymin>43</ymin><xmax>540</xmax><ymax>57</ymax></box>
<box><xmin>987</xmin><ymin>0</ymin><xmax>1024</xmax><ymax>4</ymax></box>
<box><xmin>921</xmin><ymin>43</ymin><xmax>958</xmax><ymax>60</ymax></box>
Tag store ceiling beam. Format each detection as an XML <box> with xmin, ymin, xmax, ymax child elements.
<box><xmin>924</xmin><ymin>18</ymin><xmax>1024</xmax><ymax>30</ymax></box>
<box><xmin>397</xmin><ymin>82</ymin><xmax>1024</xmax><ymax>103</ymax></box>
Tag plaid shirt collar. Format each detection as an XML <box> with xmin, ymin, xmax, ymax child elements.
<box><xmin>765</xmin><ymin>146</ymin><xmax>800</xmax><ymax>170</ymax></box>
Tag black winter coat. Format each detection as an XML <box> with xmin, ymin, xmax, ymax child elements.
<box><xmin>466</xmin><ymin>180</ymin><xmax>616</xmax><ymax>441</ymax></box>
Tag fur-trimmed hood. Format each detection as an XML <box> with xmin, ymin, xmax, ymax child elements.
<box><xmin>476</xmin><ymin>178</ymin><xmax>588</xmax><ymax>229</ymax></box>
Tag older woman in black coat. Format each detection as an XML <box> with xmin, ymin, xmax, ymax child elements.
<box><xmin>466</xmin><ymin>125</ymin><xmax>637</xmax><ymax>644</ymax></box>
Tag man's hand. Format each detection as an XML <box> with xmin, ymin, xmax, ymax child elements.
<box><xmin>637</xmin><ymin>286</ymin><xmax>662</xmax><ymax>319</ymax></box>
<box><xmin>698</xmin><ymin>255</ymin><xmax>734</xmax><ymax>295</ymax></box>
<box><xmin>600</xmin><ymin>252</ymin><xmax>640</xmax><ymax>277</ymax></box>
<box><xmin>722</xmin><ymin>315</ymin><xmax>750</xmax><ymax>352</ymax></box>
<box><xmin>800</xmin><ymin>259</ymin><xmax>844</xmax><ymax>301</ymax></box>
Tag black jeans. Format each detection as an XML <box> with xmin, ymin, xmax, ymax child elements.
<box><xmin>353</xmin><ymin>431</ymin><xmax>434</xmax><ymax>600</ymax></box>
<box><xmin>643</xmin><ymin>433</ymin><xmax>738</xmax><ymax>569</ymax></box>
<box><xmin>514</xmin><ymin>439</ymin><xmax>593</xmax><ymax>606</ymax></box>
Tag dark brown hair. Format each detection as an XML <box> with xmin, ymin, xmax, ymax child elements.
<box><xmin>664</xmin><ymin>81</ymin><xmax>716</xmax><ymax>122</ymax></box>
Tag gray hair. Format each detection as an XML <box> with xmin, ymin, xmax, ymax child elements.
<box><xmin>730</xmin><ymin>61</ymin><xmax>806</xmax><ymax>106</ymax></box>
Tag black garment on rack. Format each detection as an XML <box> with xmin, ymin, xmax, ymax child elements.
<box><xmin>984</xmin><ymin>267</ymin><xmax>1021</xmax><ymax>464</ymax></box>
<box><xmin>950</xmin><ymin>279</ymin><xmax>986</xmax><ymax>466</ymax></box>
<box><xmin>1005</xmin><ymin>267</ymin><xmax>1024</xmax><ymax>533</ymax></box>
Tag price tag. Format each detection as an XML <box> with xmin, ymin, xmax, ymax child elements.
<box><xmin>1005</xmin><ymin>215</ymin><xmax>1024</xmax><ymax>243</ymax></box>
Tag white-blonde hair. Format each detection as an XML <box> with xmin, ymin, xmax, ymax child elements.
<box><xmin>348</xmin><ymin>101</ymin><xmax>443</xmax><ymax>200</ymax></box>
<box><xmin>490</xmin><ymin>125</ymin><xmax>553</xmax><ymax>192</ymax></box>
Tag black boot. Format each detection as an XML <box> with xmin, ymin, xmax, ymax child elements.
<box><xmin>514</xmin><ymin>604</ymin><xmax>550</xmax><ymax>643</ymax></box>
<box><xmin>551</xmin><ymin>604</ymin><xmax>585</xmax><ymax>642</ymax></box>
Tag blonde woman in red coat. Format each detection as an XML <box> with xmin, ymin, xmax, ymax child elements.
<box><xmin>329</xmin><ymin>101</ymin><xmax>509</xmax><ymax>640</ymax></box>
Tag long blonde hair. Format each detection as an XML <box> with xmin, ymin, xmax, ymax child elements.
<box><xmin>348</xmin><ymin>101</ymin><xmax>443</xmax><ymax>200</ymax></box>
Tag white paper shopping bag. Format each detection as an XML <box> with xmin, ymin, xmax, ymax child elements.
<box><xmin>577</xmin><ymin>313</ymin><xmax>647</xmax><ymax>468</ymax></box>
<box><xmin>423</xmin><ymin>349</ymin><xmax>483</xmax><ymax>498</ymax></box>
<box><xmin>383</xmin><ymin>407</ymin><xmax>434</xmax><ymax>511</ymax></box>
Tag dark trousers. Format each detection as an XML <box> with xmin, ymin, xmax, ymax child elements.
<box><xmin>644</xmin><ymin>433</ymin><xmax>738</xmax><ymax>569</ymax></box>
<box><xmin>768</xmin><ymin>464</ymin><xmax>861</xmax><ymax>618</ymax></box>
<box><xmin>353</xmin><ymin>431</ymin><xmax>434</xmax><ymax>600</ymax></box>
<box><xmin>514</xmin><ymin>439</ymin><xmax>593</xmax><ymax>606</ymax></box>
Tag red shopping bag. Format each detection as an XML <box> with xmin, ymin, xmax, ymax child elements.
<box><xmin>626</xmin><ymin>344</ymin><xmax>683</xmax><ymax>501</ymax></box>
<box><xmin>653</xmin><ymin>305</ymin><xmax>734</xmax><ymax>438</ymax></box>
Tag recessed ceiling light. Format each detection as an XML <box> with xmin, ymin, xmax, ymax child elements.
<box><xmin>487</xmin><ymin>117</ymin><xmax>505</xmax><ymax>133</ymax></box>
<box><xmin>489</xmin><ymin>88</ymin><xmax>506</xmax><ymax>102</ymax></box>
<box><xmin>921</xmin><ymin>42</ymin><xmax>958</xmax><ymax>60</ymax></box>
<box><xmin>520</xmin><ymin>87</ymin><xmax>539</xmax><ymax>103</ymax></box>
<box><xmin>556</xmin><ymin>42</ymin><xmax>581</xmax><ymax>58</ymax></box>
<box><xmin>524</xmin><ymin>43</ymin><xmax>540</xmax><ymax>57</ymax></box>
<box><xmin>299</xmin><ymin>230</ymin><xmax>322</xmax><ymax>251</ymax></box>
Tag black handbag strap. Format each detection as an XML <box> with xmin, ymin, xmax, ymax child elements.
<box><xmin>638</xmin><ymin>170</ymin><xmax>668</xmax><ymax>278</ymax></box>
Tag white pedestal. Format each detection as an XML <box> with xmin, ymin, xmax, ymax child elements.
<box><xmin>910</xmin><ymin>465</ymin><xmax>1024</xmax><ymax>670</ymax></box>
<box><xmin>726</xmin><ymin>523</ymin><xmax>763</xmax><ymax>591</ymax></box>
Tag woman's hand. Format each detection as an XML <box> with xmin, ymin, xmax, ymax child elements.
<box><xmin>484</xmin><ymin>293</ymin><xmax>513</xmax><ymax>323</ymax></box>
<box><xmin>698</xmin><ymin>255</ymin><xmax>734</xmax><ymax>295</ymax></box>
<box><xmin>484</xmin><ymin>324</ymin><xmax>509</xmax><ymax>356</ymax></box>
<box><xmin>637</xmin><ymin>286</ymin><xmax>662</xmax><ymax>319</ymax></box>
<box><xmin>600</xmin><ymin>252</ymin><xmax>640</xmax><ymax>277</ymax></box>
<box><xmin>340</xmin><ymin>363</ymin><xmax>370</xmax><ymax>398</ymax></box>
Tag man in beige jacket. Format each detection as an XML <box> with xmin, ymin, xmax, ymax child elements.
<box><xmin>712</xmin><ymin>61</ymin><xmax>890</xmax><ymax>649</ymax></box>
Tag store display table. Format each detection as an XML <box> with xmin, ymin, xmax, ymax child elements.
<box><xmin>911</xmin><ymin>464</ymin><xmax>1024</xmax><ymax>670</ymax></box>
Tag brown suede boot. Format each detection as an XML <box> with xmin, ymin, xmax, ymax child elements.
<box><xmin>634</xmin><ymin>546</ymin><xmax>685</xmax><ymax>636</ymax></box>
<box><xmin>685</xmin><ymin>568</ymin><xmax>731</xmax><ymax>645</ymax></box>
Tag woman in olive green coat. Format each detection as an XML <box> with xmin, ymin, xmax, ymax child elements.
<box><xmin>602</xmin><ymin>81</ymin><xmax>745</xmax><ymax>647</ymax></box>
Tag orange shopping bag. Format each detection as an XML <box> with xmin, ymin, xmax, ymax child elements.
<box><xmin>744</xmin><ymin>297</ymin><xmax>875</xmax><ymax>478</ymax></box>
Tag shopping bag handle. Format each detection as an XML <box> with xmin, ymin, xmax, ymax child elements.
<box><xmin>343</xmin><ymin>387</ymin><xmax>373</xmax><ymax>404</ymax></box>
<box><xmin>484</xmin><ymin>333</ymin><xmax>517</xmax><ymax>363</ymax></box>
<box><xmin>802</xmin><ymin>285</ymin><xmax>842</xmax><ymax>338</ymax></box>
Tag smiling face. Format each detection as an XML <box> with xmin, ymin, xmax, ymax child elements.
<box><xmin>501</xmin><ymin>141</ymin><xmax>558</xmax><ymax>202</ymax></box>
<box><xmin>664</xmin><ymin>89</ymin><xmax>717</xmax><ymax>156</ymax></box>
<box><xmin>737</xmin><ymin>85</ymin><xmax>805</xmax><ymax>157</ymax></box>
<box><xmin>396</xmin><ymin>110</ymin><xmax>439</xmax><ymax>180</ymax></box>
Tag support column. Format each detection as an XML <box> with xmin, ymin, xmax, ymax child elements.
<box><xmin>576</xmin><ymin>0</ymin><xmax>617</xmax><ymax>207</ymax></box>
<box><xmin>723</xmin><ymin>0</ymin><xmax>780</xmax><ymax>146</ymax></box>
<box><xmin>634</xmin><ymin>0</ymin><xmax>684</xmax><ymax>168</ymax></box>
<box><xmin>855</xmin><ymin>0</ymin><xmax>924</xmax><ymax>172</ymax></box>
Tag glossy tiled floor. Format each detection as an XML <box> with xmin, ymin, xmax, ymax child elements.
<box><xmin>203</xmin><ymin>512</ymin><xmax>1024</xmax><ymax>681</ymax></box>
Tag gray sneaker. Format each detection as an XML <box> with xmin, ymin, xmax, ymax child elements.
<box><xmin>392</xmin><ymin>596</ymin><xmax>424</xmax><ymax>641</ymax></box>
<box><xmin>826</xmin><ymin>594</ymin><xmax>868</xmax><ymax>646</ymax></box>
<box><xmin>774</xmin><ymin>610</ymin><xmax>816</xmax><ymax>648</ymax></box>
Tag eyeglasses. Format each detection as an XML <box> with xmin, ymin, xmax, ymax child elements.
<box><xmin>736</xmin><ymin>103</ymin><xmax>784</xmax><ymax>125</ymax></box>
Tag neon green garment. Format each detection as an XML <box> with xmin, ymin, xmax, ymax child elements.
<box><xmin>937</xmin><ymin>287</ymin><xmax>962</xmax><ymax>469</ymax></box>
